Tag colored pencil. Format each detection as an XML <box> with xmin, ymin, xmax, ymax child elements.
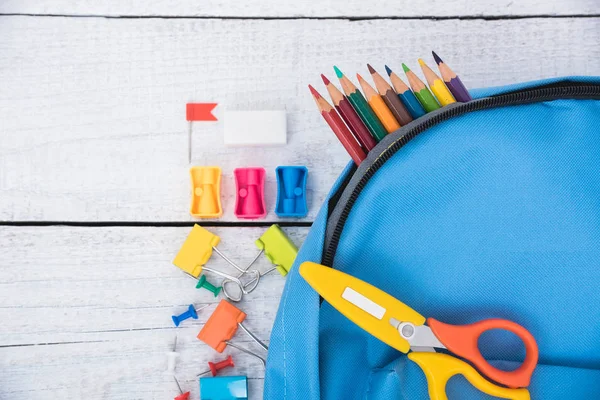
<box><xmin>309</xmin><ymin>85</ymin><xmax>366</xmax><ymax>165</ymax></box>
<box><xmin>322</xmin><ymin>74</ymin><xmax>376</xmax><ymax>151</ymax></box>
<box><xmin>367</xmin><ymin>64</ymin><xmax>413</xmax><ymax>126</ymax></box>
<box><xmin>356</xmin><ymin>73</ymin><xmax>400</xmax><ymax>134</ymax></box>
<box><xmin>334</xmin><ymin>66</ymin><xmax>388</xmax><ymax>142</ymax></box>
<box><xmin>432</xmin><ymin>51</ymin><xmax>472</xmax><ymax>102</ymax></box>
<box><xmin>402</xmin><ymin>63</ymin><xmax>440</xmax><ymax>113</ymax></box>
<box><xmin>385</xmin><ymin>65</ymin><xmax>426</xmax><ymax>119</ymax></box>
<box><xmin>418</xmin><ymin>58</ymin><xmax>456</xmax><ymax>106</ymax></box>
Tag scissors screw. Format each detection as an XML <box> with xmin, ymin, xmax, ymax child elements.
<box><xmin>399</xmin><ymin>322</ymin><xmax>416</xmax><ymax>340</ymax></box>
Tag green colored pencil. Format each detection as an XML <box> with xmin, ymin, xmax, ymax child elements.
<box><xmin>334</xmin><ymin>66</ymin><xmax>388</xmax><ymax>142</ymax></box>
<box><xmin>402</xmin><ymin>63</ymin><xmax>440</xmax><ymax>113</ymax></box>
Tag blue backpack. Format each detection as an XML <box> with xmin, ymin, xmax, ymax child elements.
<box><xmin>264</xmin><ymin>77</ymin><xmax>600</xmax><ymax>399</ymax></box>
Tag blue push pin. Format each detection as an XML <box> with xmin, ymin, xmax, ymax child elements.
<box><xmin>200</xmin><ymin>376</ymin><xmax>248</xmax><ymax>400</ymax></box>
<box><xmin>172</xmin><ymin>304</ymin><xmax>209</xmax><ymax>327</ymax></box>
<box><xmin>275</xmin><ymin>166</ymin><xmax>308</xmax><ymax>217</ymax></box>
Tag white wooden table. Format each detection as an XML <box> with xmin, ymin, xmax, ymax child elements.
<box><xmin>1</xmin><ymin>1</ymin><xmax>599</xmax><ymax>399</ymax></box>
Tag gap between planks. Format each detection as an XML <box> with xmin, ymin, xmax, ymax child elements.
<box><xmin>1</xmin><ymin>13</ymin><xmax>600</xmax><ymax>21</ymax></box>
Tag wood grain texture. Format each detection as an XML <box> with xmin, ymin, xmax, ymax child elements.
<box><xmin>1</xmin><ymin>16</ymin><xmax>599</xmax><ymax>222</ymax></box>
<box><xmin>1</xmin><ymin>0</ymin><xmax>599</xmax><ymax>17</ymax></box>
<box><xmin>0</xmin><ymin>225</ymin><xmax>308</xmax><ymax>399</ymax></box>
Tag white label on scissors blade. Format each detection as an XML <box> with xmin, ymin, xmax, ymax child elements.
<box><xmin>342</xmin><ymin>287</ymin><xmax>386</xmax><ymax>319</ymax></box>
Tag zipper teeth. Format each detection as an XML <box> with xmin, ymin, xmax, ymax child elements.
<box><xmin>322</xmin><ymin>84</ymin><xmax>600</xmax><ymax>267</ymax></box>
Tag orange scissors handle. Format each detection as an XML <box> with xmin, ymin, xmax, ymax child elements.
<box><xmin>428</xmin><ymin>318</ymin><xmax>538</xmax><ymax>388</ymax></box>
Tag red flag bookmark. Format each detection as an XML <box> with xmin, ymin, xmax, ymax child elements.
<box><xmin>186</xmin><ymin>103</ymin><xmax>218</xmax><ymax>121</ymax></box>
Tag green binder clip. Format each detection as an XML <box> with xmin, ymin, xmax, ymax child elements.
<box><xmin>255</xmin><ymin>224</ymin><xmax>298</xmax><ymax>276</ymax></box>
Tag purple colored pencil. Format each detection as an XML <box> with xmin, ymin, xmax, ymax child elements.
<box><xmin>432</xmin><ymin>51</ymin><xmax>472</xmax><ymax>102</ymax></box>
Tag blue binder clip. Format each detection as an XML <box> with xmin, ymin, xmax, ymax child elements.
<box><xmin>200</xmin><ymin>376</ymin><xmax>248</xmax><ymax>400</ymax></box>
<box><xmin>275</xmin><ymin>166</ymin><xmax>308</xmax><ymax>217</ymax></box>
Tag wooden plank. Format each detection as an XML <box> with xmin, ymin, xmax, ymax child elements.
<box><xmin>1</xmin><ymin>0</ymin><xmax>598</xmax><ymax>17</ymax></box>
<box><xmin>0</xmin><ymin>225</ymin><xmax>308</xmax><ymax>399</ymax></box>
<box><xmin>1</xmin><ymin>16</ymin><xmax>599</xmax><ymax>222</ymax></box>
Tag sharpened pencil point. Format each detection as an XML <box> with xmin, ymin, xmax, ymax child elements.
<box><xmin>432</xmin><ymin>51</ymin><xmax>443</xmax><ymax>65</ymax></box>
<box><xmin>333</xmin><ymin>66</ymin><xmax>343</xmax><ymax>78</ymax></box>
<box><xmin>308</xmin><ymin>84</ymin><xmax>321</xmax><ymax>99</ymax></box>
<box><xmin>356</xmin><ymin>73</ymin><xmax>365</xmax><ymax>83</ymax></box>
<box><xmin>321</xmin><ymin>74</ymin><xmax>330</xmax><ymax>85</ymax></box>
<box><xmin>402</xmin><ymin>63</ymin><xmax>410</xmax><ymax>73</ymax></box>
<box><xmin>418</xmin><ymin>58</ymin><xmax>426</xmax><ymax>67</ymax></box>
<box><xmin>367</xmin><ymin>64</ymin><xmax>376</xmax><ymax>74</ymax></box>
<box><xmin>384</xmin><ymin>65</ymin><xmax>393</xmax><ymax>76</ymax></box>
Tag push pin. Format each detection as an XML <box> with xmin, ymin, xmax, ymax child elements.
<box><xmin>173</xmin><ymin>225</ymin><xmax>260</xmax><ymax>293</ymax></box>
<box><xmin>190</xmin><ymin>166</ymin><xmax>222</xmax><ymax>218</ymax></box>
<box><xmin>275</xmin><ymin>166</ymin><xmax>308</xmax><ymax>217</ymax></box>
<box><xmin>197</xmin><ymin>355</ymin><xmax>235</xmax><ymax>377</ymax></box>
<box><xmin>234</xmin><ymin>167</ymin><xmax>266</xmax><ymax>219</ymax></box>
<box><xmin>186</xmin><ymin>103</ymin><xmax>217</xmax><ymax>164</ymax></box>
<box><xmin>196</xmin><ymin>275</ymin><xmax>222</xmax><ymax>297</ymax></box>
<box><xmin>166</xmin><ymin>335</ymin><xmax>180</xmax><ymax>374</ymax></box>
<box><xmin>172</xmin><ymin>304</ymin><xmax>210</xmax><ymax>327</ymax></box>
<box><xmin>200</xmin><ymin>376</ymin><xmax>248</xmax><ymax>400</ymax></box>
<box><xmin>173</xmin><ymin>376</ymin><xmax>190</xmax><ymax>400</ymax></box>
<box><xmin>221</xmin><ymin>225</ymin><xmax>298</xmax><ymax>301</ymax></box>
<box><xmin>197</xmin><ymin>300</ymin><xmax>268</xmax><ymax>365</ymax></box>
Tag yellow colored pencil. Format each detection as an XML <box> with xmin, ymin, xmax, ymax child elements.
<box><xmin>418</xmin><ymin>58</ymin><xmax>456</xmax><ymax>106</ymax></box>
<box><xmin>356</xmin><ymin>73</ymin><xmax>401</xmax><ymax>133</ymax></box>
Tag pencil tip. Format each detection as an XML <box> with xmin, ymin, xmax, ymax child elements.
<box><xmin>321</xmin><ymin>74</ymin><xmax>330</xmax><ymax>85</ymax></box>
<box><xmin>367</xmin><ymin>64</ymin><xmax>376</xmax><ymax>74</ymax></box>
<box><xmin>402</xmin><ymin>63</ymin><xmax>410</xmax><ymax>73</ymax></box>
<box><xmin>418</xmin><ymin>58</ymin><xmax>426</xmax><ymax>67</ymax></box>
<box><xmin>432</xmin><ymin>51</ymin><xmax>443</xmax><ymax>65</ymax></box>
<box><xmin>384</xmin><ymin>65</ymin><xmax>392</xmax><ymax>76</ymax></box>
<box><xmin>333</xmin><ymin>66</ymin><xmax>343</xmax><ymax>78</ymax></box>
<box><xmin>308</xmin><ymin>84</ymin><xmax>320</xmax><ymax>98</ymax></box>
<box><xmin>356</xmin><ymin>73</ymin><xmax>364</xmax><ymax>82</ymax></box>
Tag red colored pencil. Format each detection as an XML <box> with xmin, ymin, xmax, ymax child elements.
<box><xmin>309</xmin><ymin>85</ymin><xmax>366</xmax><ymax>165</ymax></box>
<box><xmin>321</xmin><ymin>74</ymin><xmax>376</xmax><ymax>151</ymax></box>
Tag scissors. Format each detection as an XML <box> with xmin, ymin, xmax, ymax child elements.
<box><xmin>299</xmin><ymin>262</ymin><xmax>538</xmax><ymax>400</ymax></box>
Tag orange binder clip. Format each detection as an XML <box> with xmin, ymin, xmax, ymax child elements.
<box><xmin>197</xmin><ymin>300</ymin><xmax>268</xmax><ymax>365</ymax></box>
<box><xmin>190</xmin><ymin>166</ymin><xmax>222</xmax><ymax>218</ymax></box>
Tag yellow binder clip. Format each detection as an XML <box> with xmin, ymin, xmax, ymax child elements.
<box><xmin>173</xmin><ymin>225</ymin><xmax>259</xmax><ymax>292</ymax></box>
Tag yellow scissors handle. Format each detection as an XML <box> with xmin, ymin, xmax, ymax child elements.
<box><xmin>407</xmin><ymin>352</ymin><xmax>531</xmax><ymax>400</ymax></box>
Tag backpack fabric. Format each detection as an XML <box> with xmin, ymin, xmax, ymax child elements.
<box><xmin>264</xmin><ymin>77</ymin><xmax>600</xmax><ymax>399</ymax></box>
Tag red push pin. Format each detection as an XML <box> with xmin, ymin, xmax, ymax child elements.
<box><xmin>173</xmin><ymin>376</ymin><xmax>190</xmax><ymax>400</ymax></box>
<box><xmin>197</xmin><ymin>355</ymin><xmax>235</xmax><ymax>377</ymax></box>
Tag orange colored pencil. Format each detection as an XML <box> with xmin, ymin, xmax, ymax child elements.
<box><xmin>309</xmin><ymin>85</ymin><xmax>366</xmax><ymax>165</ymax></box>
<box><xmin>367</xmin><ymin>64</ymin><xmax>413</xmax><ymax>126</ymax></box>
<box><xmin>357</xmin><ymin>73</ymin><xmax>401</xmax><ymax>133</ymax></box>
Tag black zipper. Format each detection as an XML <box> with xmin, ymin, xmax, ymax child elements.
<box><xmin>322</xmin><ymin>82</ymin><xmax>600</xmax><ymax>267</ymax></box>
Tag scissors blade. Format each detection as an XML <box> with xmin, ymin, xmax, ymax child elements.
<box><xmin>299</xmin><ymin>262</ymin><xmax>426</xmax><ymax>354</ymax></box>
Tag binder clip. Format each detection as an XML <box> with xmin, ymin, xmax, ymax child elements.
<box><xmin>275</xmin><ymin>166</ymin><xmax>308</xmax><ymax>217</ymax></box>
<box><xmin>171</xmin><ymin>304</ymin><xmax>209</xmax><ymax>327</ymax></box>
<box><xmin>197</xmin><ymin>355</ymin><xmax>235</xmax><ymax>377</ymax></box>
<box><xmin>221</xmin><ymin>224</ymin><xmax>298</xmax><ymax>301</ymax></box>
<box><xmin>200</xmin><ymin>376</ymin><xmax>248</xmax><ymax>400</ymax></box>
<box><xmin>173</xmin><ymin>376</ymin><xmax>190</xmax><ymax>400</ymax></box>
<box><xmin>197</xmin><ymin>300</ymin><xmax>268</xmax><ymax>366</ymax></box>
<box><xmin>166</xmin><ymin>335</ymin><xmax>179</xmax><ymax>374</ymax></box>
<box><xmin>190</xmin><ymin>166</ymin><xmax>222</xmax><ymax>218</ymax></box>
<box><xmin>173</xmin><ymin>225</ymin><xmax>260</xmax><ymax>293</ymax></box>
<box><xmin>255</xmin><ymin>224</ymin><xmax>298</xmax><ymax>276</ymax></box>
<box><xmin>234</xmin><ymin>167</ymin><xmax>266</xmax><ymax>219</ymax></box>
